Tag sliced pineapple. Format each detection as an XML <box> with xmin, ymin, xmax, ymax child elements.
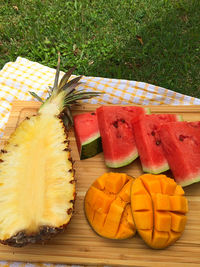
<box><xmin>0</xmin><ymin>54</ymin><xmax>100</xmax><ymax>246</ymax></box>
<box><xmin>0</xmin><ymin>113</ymin><xmax>75</xmax><ymax>246</ymax></box>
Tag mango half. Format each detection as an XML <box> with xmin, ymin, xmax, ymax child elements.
<box><xmin>131</xmin><ymin>174</ymin><xmax>188</xmax><ymax>249</ymax></box>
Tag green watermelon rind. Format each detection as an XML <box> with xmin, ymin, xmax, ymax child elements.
<box><xmin>80</xmin><ymin>133</ymin><xmax>102</xmax><ymax>160</ymax></box>
<box><xmin>177</xmin><ymin>174</ymin><xmax>200</xmax><ymax>187</ymax></box>
<box><xmin>177</xmin><ymin>114</ymin><xmax>183</xmax><ymax>121</ymax></box>
<box><xmin>105</xmin><ymin>150</ymin><xmax>139</xmax><ymax>168</ymax></box>
<box><xmin>142</xmin><ymin>162</ymin><xmax>170</xmax><ymax>174</ymax></box>
<box><xmin>145</xmin><ymin>107</ymin><xmax>151</xmax><ymax>114</ymax></box>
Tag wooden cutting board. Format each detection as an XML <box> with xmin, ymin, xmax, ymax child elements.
<box><xmin>0</xmin><ymin>101</ymin><xmax>200</xmax><ymax>266</ymax></box>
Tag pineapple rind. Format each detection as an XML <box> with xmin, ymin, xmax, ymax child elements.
<box><xmin>0</xmin><ymin>114</ymin><xmax>75</xmax><ymax>245</ymax></box>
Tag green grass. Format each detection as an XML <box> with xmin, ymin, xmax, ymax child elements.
<box><xmin>0</xmin><ymin>0</ymin><xmax>199</xmax><ymax>97</ymax></box>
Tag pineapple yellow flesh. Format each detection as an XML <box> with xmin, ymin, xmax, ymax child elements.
<box><xmin>0</xmin><ymin>54</ymin><xmax>101</xmax><ymax>247</ymax></box>
<box><xmin>0</xmin><ymin>114</ymin><xmax>75</xmax><ymax>240</ymax></box>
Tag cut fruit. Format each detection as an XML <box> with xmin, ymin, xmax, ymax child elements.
<box><xmin>131</xmin><ymin>174</ymin><xmax>188</xmax><ymax>249</ymax></box>
<box><xmin>0</xmin><ymin>55</ymin><xmax>101</xmax><ymax>247</ymax></box>
<box><xmin>84</xmin><ymin>172</ymin><xmax>136</xmax><ymax>239</ymax></box>
<box><xmin>73</xmin><ymin>112</ymin><xmax>102</xmax><ymax>159</ymax></box>
<box><xmin>0</xmin><ymin>115</ymin><xmax>75</xmax><ymax>246</ymax></box>
<box><xmin>96</xmin><ymin>106</ymin><xmax>147</xmax><ymax>168</ymax></box>
<box><xmin>132</xmin><ymin>114</ymin><xmax>182</xmax><ymax>174</ymax></box>
<box><xmin>159</xmin><ymin>121</ymin><xmax>200</xmax><ymax>187</ymax></box>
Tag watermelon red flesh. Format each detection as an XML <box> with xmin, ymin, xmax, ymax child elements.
<box><xmin>73</xmin><ymin>112</ymin><xmax>102</xmax><ymax>159</ymax></box>
<box><xmin>96</xmin><ymin>106</ymin><xmax>147</xmax><ymax>168</ymax></box>
<box><xmin>159</xmin><ymin>121</ymin><xmax>200</xmax><ymax>187</ymax></box>
<box><xmin>132</xmin><ymin>114</ymin><xmax>182</xmax><ymax>174</ymax></box>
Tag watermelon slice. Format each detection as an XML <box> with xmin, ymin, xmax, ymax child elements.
<box><xmin>96</xmin><ymin>105</ymin><xmax>148</xmax><ymax>168</ymax></box>
<box><xmin>132</xmin><ymin>114</ymin><xmax>182</xmax><ymax>174</ymax></box>
<box><xmin>159</xmin><ymin>121</ymin><xmax>200</xmax><ymax>187</ymax></box>
<box><xmin>73</xmin><ymin>112</ymin><xmax>102</xmax><ymax>159</ymax></box>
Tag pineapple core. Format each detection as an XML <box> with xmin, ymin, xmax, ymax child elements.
<box><xmin>0</xmin><ymin>115</ymin><xmax>74</xmax><ymax>240</ymax></box>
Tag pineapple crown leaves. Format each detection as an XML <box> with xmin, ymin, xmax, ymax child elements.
<box><xmin>29</xmin><ymin>52</ymin><xmax>102</xmax><ymax>129</ymax></box>
<box><xmin>29</xmin><ymin>91</ymin><xmax>44</xmax><ymax>103</ymax></box>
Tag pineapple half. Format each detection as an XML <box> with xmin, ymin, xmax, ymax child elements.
<box><xmin>0</xmin><ymin>55</ymin><xmax>100</xmax><ymax>247</ymax></box>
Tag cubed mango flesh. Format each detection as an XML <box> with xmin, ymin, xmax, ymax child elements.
<box><xmin>131</xmin><ymin>174</ymin><xmax>188</xmax><ymax>249</ymax></box>
<box><xmin>84</xmin><ymin>172</ymin><xmax>136</xmax><ymax>239</ymax></box>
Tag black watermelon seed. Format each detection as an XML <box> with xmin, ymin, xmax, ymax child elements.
<box><xmin>113</xmin><ymin>121</ymin><xmax>118</xmax><ymax>128</ymax></box>
<box><xmin>156</xmin><ymin>140</ymin><xmax>161</xmax><ymax>145</ymax></box>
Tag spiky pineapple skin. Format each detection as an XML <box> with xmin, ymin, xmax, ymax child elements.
<box><xmin>0</xmin><ymin>115</ymin><xmax>76</xmax><ymax>247</ymax></box>
<box><xmin>1</xmin><ymin>225</ymin><xmax>66</xmax><ymax>247</ymax></box>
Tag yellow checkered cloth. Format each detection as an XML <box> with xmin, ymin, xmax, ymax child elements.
<box><xmin>1</xmin><ymin>57</ymin><xmax>200</xmax><ymax>138</ymax></box>
<box><xmin>0</xmin><ymin>57</ymin><xmax>200</xmax><ymax>267</ymax></box>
